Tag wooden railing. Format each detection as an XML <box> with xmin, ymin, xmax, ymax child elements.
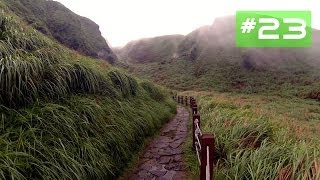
<box><xmin>173</xmin><ymin>95</ymin><xmax>215</xmax><ymax>180</ymax></box>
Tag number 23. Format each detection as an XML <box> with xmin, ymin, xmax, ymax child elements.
<box><xmin>258</xmin><ymin>18</ymin><xmax>307</xmax><ymax>40</ymax></box>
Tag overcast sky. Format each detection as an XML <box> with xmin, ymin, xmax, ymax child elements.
<box><xmin>56</xmin><ymin>0</ymin><xmax>320</xmax><ymax>47</ymax></box>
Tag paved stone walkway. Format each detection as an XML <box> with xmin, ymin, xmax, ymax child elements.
<box><xmin>128</xmin><ymin>106</ymin><xmax>189</xmax><ymax>180</ymax></box>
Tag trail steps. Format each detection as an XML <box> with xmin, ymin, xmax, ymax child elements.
<box><xmin>128</xmin><ymin>106</ymin><xmax>189</xmax><ymax>180</ymax></box>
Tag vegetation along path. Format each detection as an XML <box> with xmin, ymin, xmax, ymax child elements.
<box><xmin>129</xmin><ymin>106</ymin><xmax>189</xmax><ymax>180</ymax></box>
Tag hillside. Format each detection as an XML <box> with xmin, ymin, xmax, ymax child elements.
<box><xmin>4</xmin><ymin>0</ymin><xmax>118</xmax><ymax>63</ymax></box>
<box><xmin>117</xmin><ymin>34</ymin><xmax>184</xmax><ymax>64</ymax></box>
<box><xmin>117</xmin><ymin>16</ymin><xmax>320</xmax><ymax>98</ymax></box>
<box><xmin>0</xmin><ymin>2</ymin><xmax>175</xmax><ymax>179</ymax></box>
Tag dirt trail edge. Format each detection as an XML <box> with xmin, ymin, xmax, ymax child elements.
<box><xmin>128</xmin><ymin>106</ymin><xmax>189</xmax><ymax>180</ymax></box>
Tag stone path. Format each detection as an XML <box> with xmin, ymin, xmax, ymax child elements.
<box><xmin>128</xmin><ymin>106</ymin><xmax>189</xmax><ymax>180</ymax></box>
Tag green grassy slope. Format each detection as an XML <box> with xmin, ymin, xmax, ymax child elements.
<box><xmin>116</xmin><ymin>34</ymin><xmax>184</xmax><ymax>64</ymax></box>
<box><xmin>4</xmin><ymin>0</ymin><xmax>118</xmax><ymax>63</ymax></box>
<box><xmin>0</xmin><ymin>3</ymin><xmax>175</xmax><ymax>179</ymax></box>
<box><xmin>183</xmin><ymin>91</ymin><xmax>320</xmax><ymax>179</ymax></box>
<box><xmin>117</xmin><ymin>16</ymin><xmax>320</xmax><ymax>98</ymax></box>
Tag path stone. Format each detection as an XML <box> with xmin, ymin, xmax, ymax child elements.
<box><xmin>127</xmin><ymin>106</ymin><xmax>189</xmax><ymax>180</ymax></box>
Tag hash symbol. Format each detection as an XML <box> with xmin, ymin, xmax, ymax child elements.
<box><xmin>241</xmin><ymin>18</ymin><xmax>256</xmax><ymax>33</ymax></box>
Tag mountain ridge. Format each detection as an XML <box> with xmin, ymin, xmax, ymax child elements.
<box><xmin>116</xmin><ymin>15</ymin><xmax>320</xmax><ymax>97</ymax></box>
<box><xmin>4</xmin><ymin>0</ymin><xmax>118</xmax><ymax>63</ymax></box>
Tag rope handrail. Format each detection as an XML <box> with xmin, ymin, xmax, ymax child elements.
<box><xmin>195</xmin><ymin>141</ymin><xmax>201</xmax><ymax>165</ymax></box>
<box><xmin>173</xmin><ymin>95</ymin><xmax>215</xmax><ymax>180</ymax></box>
<box><xmin>194</xmin><ymin>117</ymin><xmax>203</xmax><ymax>165</ymax></box>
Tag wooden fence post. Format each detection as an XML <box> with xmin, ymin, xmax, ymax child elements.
<box><xmin>188</xmin><ymin>96</ymin><xmax>215</xmax><ymax>179</ymax></box>
<box><xmin>185</xmin><ymin>96</ymin><xmax>188</xmax><ymax>106</ymax></box>
<box><xmin>192</xmin><ymin>106</ymin><xmax>198</xmax><ymax>115</ymax></box>
<box><xmin>191</xmin><ymin>99</ymin><xmax>196</xmax><ymax>108</ymax></box>
<box><xmin>200</xmin><ymin>134</ymin><xmax>214</xmax><ymax>180</ymax></box>
<box><xmin>192</xmin><ymin>114</ymin><xmax>200</xmax><ymax>149</ymax></box>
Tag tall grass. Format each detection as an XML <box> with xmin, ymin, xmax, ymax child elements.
<box><xmin>0</xmin><ymin>93</ymin><xmax>175</xmax><ymax>179</ymax></box>
<box><xmin>0</xmin><ymin>5</ymin><xmax>176</xmax><ymax>179</ymax></box>
<box><xmin>184</xmin><ymin>95</ymin><xmax>320</xmax><ymax>179</ymax></box>
<box><xmin>0</xmin><ymin>10</ymin><xmax>120</xmax><ymax>108</ymax></box>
